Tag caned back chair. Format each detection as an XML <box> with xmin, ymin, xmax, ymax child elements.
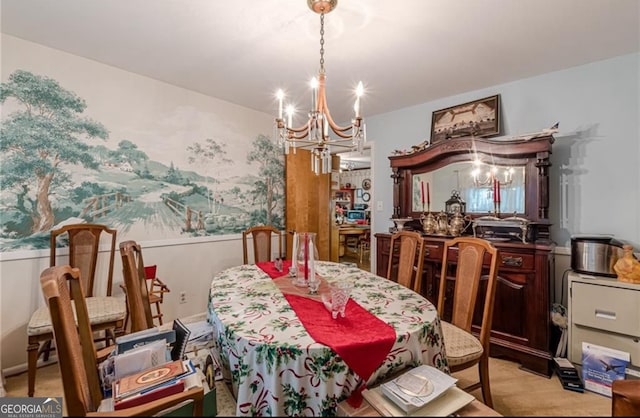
<box><xmin>242</xmin><ymin>225</ymin><xmax>283</xmax><ymax>264</ymax></box>
<box><xmin>437</xmin><ymin>236</ymin><xmax>499</xmax><ymax>407</ymax></box>
<box><xmin>39</xmin><ymin>265</ymin><xmax>203</xmax><ymax>416</ymax></box>
<box><xmin>386</xmin><ymin>230</ymin><xmax>425</xmax><ymax>293</ymax></box>
<box><xmin>119</xmin><ymin>240</ymin><xmax>155</xmax><ymax>333</ymax></box>
<box><xmin>27</xmin><ymin>223</ymin><xmax>125</xmax><ymax>397</ymax></box>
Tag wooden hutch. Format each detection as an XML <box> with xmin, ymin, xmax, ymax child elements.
<box><xmin>375</xmin><ymin>135</ymin><xmax>556</xmax><ymax>376</ymax></box>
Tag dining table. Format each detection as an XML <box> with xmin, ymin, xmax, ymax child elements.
<box><xmin>207</xmin><ymin>260</ymin><xmax>449</xmax><ymax>417</ymax></box>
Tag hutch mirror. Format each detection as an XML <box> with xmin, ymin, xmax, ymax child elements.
<box><xmin>389</xmin><ymin>135</ymin><xmax>554</xmax><ymax>241</ymax></box>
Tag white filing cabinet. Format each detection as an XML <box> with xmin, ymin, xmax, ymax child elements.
<box><xmin>568</xmin><ymin>271</ymin><xmax>640</xmax><ymax>366</ymax></box>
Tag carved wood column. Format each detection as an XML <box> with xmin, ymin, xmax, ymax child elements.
<box><xmin>391</xmin><ymin>168</ymin><xmax>402</xmax><ymax>218</ymax></box>
<box><xmin>536</xmin><ymin>151</ymin><xmax>551</xmax><ymax>219</ymax></box>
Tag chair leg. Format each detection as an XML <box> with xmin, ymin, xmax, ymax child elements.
<box><xmin>478</xmin><ymin>356</ymin><xmax>493</xmax><ymax>408</ymax></box>
<box><xmin>27</xmin><ymin>341</ymin><xmax>39</xmax><ymax>397</ymax></box>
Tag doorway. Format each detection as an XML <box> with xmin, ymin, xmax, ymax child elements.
<box><xmin>335</xmin><ymin>146</ymin><xmax>372</xmax><ymax>272</ymax></box>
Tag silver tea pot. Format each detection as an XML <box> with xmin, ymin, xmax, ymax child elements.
<box><xmin>435</xmin><ymin>211</ymin><xmax>449</xmax><ymax>235</ymax></box>
<box><xmin>448</xmin><ymin>209</ymin><xmax>466</xmax><ymax>236</ymax></box>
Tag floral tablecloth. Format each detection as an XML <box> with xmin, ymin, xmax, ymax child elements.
<box><xmin>207</xmin><ymin>261</ymin><xmax>449</xmax><ymax>416</ymax></box>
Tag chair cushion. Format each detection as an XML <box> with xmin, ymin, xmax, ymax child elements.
<box><xmin>27</xmin><ymin>296</ymin><xmax>126</xmax><ymax>336</ymax></box>
<box><xmin>441</xmin><ymin>321</ymin><xmax>484</xmax><ymax>367</ymax></box>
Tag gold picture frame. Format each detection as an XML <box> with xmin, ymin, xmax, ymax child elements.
<box><xmin>430</xmin><ymin>94</ymin><xmax>500</xmax><ymax>144</ymax></box>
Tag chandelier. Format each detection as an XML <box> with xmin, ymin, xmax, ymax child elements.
<box><xmin>275</xmin><ymin>0</ymin><xmax>366</xmax><ymax>175</ymax></box>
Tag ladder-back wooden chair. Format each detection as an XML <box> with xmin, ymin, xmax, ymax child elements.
<box><xmin>119</xmin><ymin>240</ymin><xmax>155</xmax><ymax>333</ymax></box>
<box><xmin>386</xmin><ymin>230</ymin><xmax>425</xmax><ymax>294</ymax></box>
<box><xmin>27</xmin><ymin>223</ymin><xmax>125</xmax><ymax>397</ymax></box>
<box><xmin>242</xmin><ymin>225</ymin><xmax>283</xmax><ymax>264</ymax></box>
<box><xmin>437</xmin><ymin>236</ymin><xmax>499</xmax><ymax>407</ymax></box>
<box><xmin>39</xmin><ymin>265</ymin><xmax>203</xmax><ymax>416</ymax></box>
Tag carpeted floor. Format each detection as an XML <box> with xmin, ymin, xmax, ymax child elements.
<box><xmin>453</xmin><ymin>357</ymin><xmax>611</xmax><ymax>416</ymax></box>
<box><xmin>5</xmin><ymin>356</ymin><xmax>611</xmax><ymax>416</ymax></box>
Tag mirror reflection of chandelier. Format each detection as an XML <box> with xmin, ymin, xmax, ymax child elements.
<box><xmin>471</xmin><ymin>160</ymin><xmax>514</xmax><ymax>187</ymax></box>
<box><xmin>275</xmin><ymin>0</ymin><xmax>366</xmax><ymax>175</ymax></box>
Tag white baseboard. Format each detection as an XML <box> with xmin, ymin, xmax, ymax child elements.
<box><xmin>2</xmin><ymin>356</ymin><xmax>58</xmax><ymax>379</ymax></box>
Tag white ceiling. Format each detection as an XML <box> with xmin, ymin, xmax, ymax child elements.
<box><xmin>2</xmin><ymin>0</ymin><xmax>638</xmax><ymax>122</ymax></box>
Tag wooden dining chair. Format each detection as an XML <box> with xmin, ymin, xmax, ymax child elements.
<box><xmin>612</xmin><ymin>380</ymin><xmax>640</xmax><ymax>416</ymax></box>
<box><xmin>358</xmin><ymin>230</ymin><xmax>371</xmax><ymax>264</ymax></box>
<box><xmin>39</xmin><ymin>264</ymin><xmax>204</xmax><ymax>416</ymax></box>
<box><xmin>386</xmin><ymin>230</ymin><xmax>425</xmax><ymax>293</ymax></box>
<box><xmin>242</xmin><ymin>225</ymin><xmax>283</xmax><ymax>264</ymax></box>
<box><xmin>437</xmin><ymin>236</ymin><xmax>499</xmax><ymax>407</ymax></box>
<box><xmin>27</xmin><ymin>223</ymin><xmax>125</xmax><ymax>397</ymax></box>
<box><xmin>119</xmin><ymin>240</ymin><xmax>155</xmax><ymax>333</ymax></box>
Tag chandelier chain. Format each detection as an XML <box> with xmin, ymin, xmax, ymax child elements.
<box><xmin>319</xmin><ymin>13</ymin><xmax>325</xmax><ymax>72</ymax></box>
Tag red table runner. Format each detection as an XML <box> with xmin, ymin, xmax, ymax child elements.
<box><xmin>256</xmin><ymin>261</ymin><xmax>397</xmax><ymax>406</ymax></box>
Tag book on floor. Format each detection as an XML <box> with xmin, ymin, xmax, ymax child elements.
<box><xmin>114</xmin><ymin>378</ymin><xmax>185</xmax><ymax>410</ymax></box>
<box><xmin>114</xmin><ymin>339</ymin><xmax>168</xmax><ymax>379</ymax></box>
<box><xmin>559</xmin><ymin>376</ymin><xmax>584</xmax><ymax>393</ymax></box>
<box><xmin>170</xmin><ymin>318</ymin><xmax>191</xmax><ymax>361</ymax></box>
<box><xmin>113</xmin><ymin>367</ymin><xmax>203</xmax><ymax>410</ymax></box>
<box><xmin>115</xmin><ymin>327</ymin><xmax>176</xmax><ymax>354</ymax></box>
<box><xmin>113</xmin><ymin>359</ymin><xmax>193</xmax><ymax>400</ymax></box>
<box><xmin>581</xmin><ymin>342</ymin><xmax>630</xmax><ymax>398</ymax></box>
<box><xmin>554</xmin><ymin>357</ymin><xmax>578</xmax><ymax>378</ymax></box>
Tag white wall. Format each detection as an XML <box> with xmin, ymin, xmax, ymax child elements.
<box><xmin>368</xmin><ymin>53</ymin><xmax>640</xmax><ymax>277</ymax></box>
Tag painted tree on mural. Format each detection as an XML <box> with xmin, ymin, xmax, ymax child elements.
<box><xmin>247</xmin><ymin>134</ymin><xmax>284</xmax><ymax>226</ymax></box>
<box><xmin>0</xmin><ymin>70</ymin><xmax>109</xmax><ymax>233</ymax></box>
<box><xmin>116</xmin><ymin>139</ymin><xmax>148</xmax><ymax>164</ymax></box>
<box><xmin>186</xmin><ymin>138</ymin><xmax>232</xmax><ymax>214</ymax></box>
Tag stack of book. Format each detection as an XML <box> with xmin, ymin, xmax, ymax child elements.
<box><xmin>112</xmin><ymin>359</ymin><xmax>198</xmax><ymax>410</ymax></box>
<box><xmin>363</xmin><ymin>365</ymin><xmax>474</xmax><ymax>416</ymax></box>
<box><xmin>554</xmin><ymin>357</ymin><xmax>584</xmax><ymax>393</ymax></box>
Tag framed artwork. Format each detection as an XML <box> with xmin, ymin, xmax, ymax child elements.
<box><xmin>356</xmin><ymin>188</ymin><xmax>363</xmax><ymax>199</ymax></box>
<box><xmin>362</xmin><ymin>178</ymin><xmax>371</xmax><ymax>190</ymax></box>
<box><xmin>362</xmin><ymin>192</ymin><xmax>371</xmax><ymax>202</ymax></box>
<box><xmin>430</xmin><ymin>94</ymin><xmax>500</xmax><ymax>144</ymax></box>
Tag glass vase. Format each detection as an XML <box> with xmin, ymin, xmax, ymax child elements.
<box><xmin>293</xmin><ymin>232</ymin><xmax>319</xmax><ymax>287</ymax></box>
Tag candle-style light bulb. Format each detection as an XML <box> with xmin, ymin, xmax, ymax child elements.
<box><xmin>276</xmin><ymin>89</ymin><xmax>284</xmax><ymax>119</ymax></box>
<box><xmin>354</xmin><ymin>81</ymin><xmax>364</xmax><ymax>118</ymax></box>
<box><xmin>311</xmin><ymin>77</ymin><xmax>319</xmax><ymax>112</ymax></box>
<box><xmin>285</xmin><ymin>105</ymin><xmax>295</xmax><ymax>129</ymax></box>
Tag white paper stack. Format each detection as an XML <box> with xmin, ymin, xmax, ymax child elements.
<box><xmin>380</xmin><ymin>365</ymin><xmax>458</xmax><ymax>414</ymax></box>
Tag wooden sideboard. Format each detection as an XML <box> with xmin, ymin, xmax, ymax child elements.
<box><xmin>380</xmin><ymin>134</ymin><xmax>557</xmax><ymax>377</ymax></box>
<box><xmin>376</xmin><ymin>232</ymin><xmax>555</xmax><ymax>376</ymax></box>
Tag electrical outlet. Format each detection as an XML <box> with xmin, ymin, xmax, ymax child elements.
<box><xmin>179</xmin><ymin>291</ymin><xmax>187</xmax><ymax>304</ymax></box>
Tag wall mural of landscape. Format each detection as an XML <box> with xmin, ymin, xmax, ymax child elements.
<box><xmin>0</xmin><ymin>70</ymin><xmax>285</xmax><ymax>252</ymax></box>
